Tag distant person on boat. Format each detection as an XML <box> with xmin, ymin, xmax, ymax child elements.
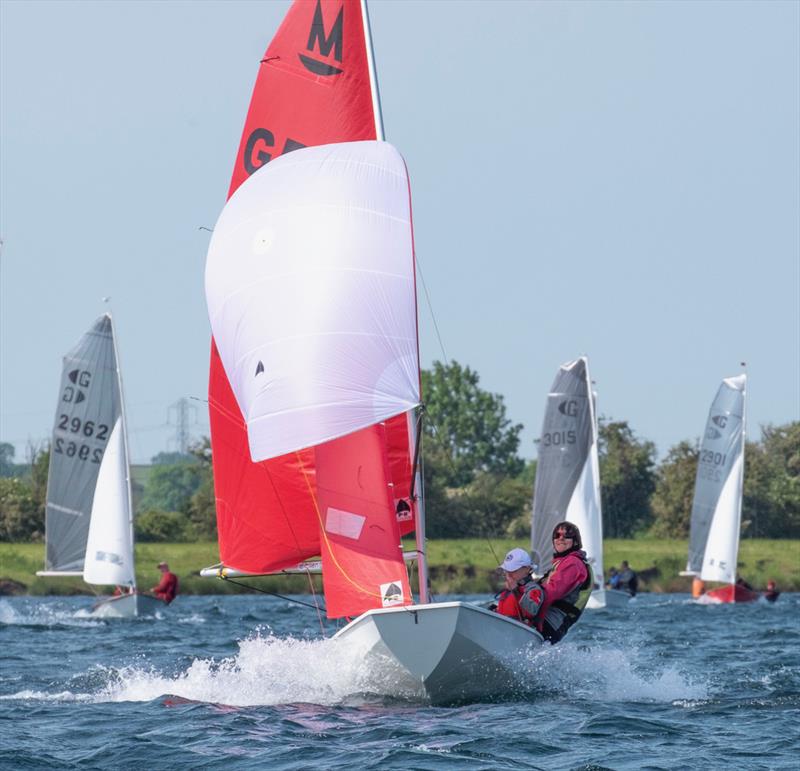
<box><xmin>764</xmin><ymin>580</ymin><xmax>780</xmax><ymax>603</ymax></box>
<box><xmin>736</xmin><ymin>575</ymin><xmax>754</xmax><ymax>591</ymax></box>
<box><xmin>617</xmin><ymin>561</ymin><xmax>638</xmax><ymax>597</ymax></box>
<box><xmin>494</xmin><ymin>521</ymin><xmax>592</xmax><ymax>644</ymax></box>
<box><xmin>606</xmin><ymin>566</ymin><xmax>621</xmax><ymax>590</ymax></box>
<box><xmin>150</xmin><ymin>562</ymin><xmax>178</xmax><ymax>604</ymax></box>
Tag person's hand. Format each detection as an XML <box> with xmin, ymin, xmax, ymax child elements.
<box><xmin>504</xmin><ymin>573</ymin><xmax>516</xmax><ymax>591</ymax></box>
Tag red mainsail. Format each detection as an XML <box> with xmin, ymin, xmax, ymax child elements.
<box><xmin>209</xmin><ymin>0</ymin><xmax>417</xmax><ymax>577</ymax></box>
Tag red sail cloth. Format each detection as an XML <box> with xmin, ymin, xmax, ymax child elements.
<box><xmin>209</xmin><ymin>0</ymin><xmax>417</xmax><ymax>572</ymax></box>
<box><xmin>315</xmin><ymin>424</ymin><xmax>411</xmax><ymax>619</ymax></box>
<box><xmin>209</xmin><ymin>342</ymin><xmax>319</xmax><ymax>573</ymax></box>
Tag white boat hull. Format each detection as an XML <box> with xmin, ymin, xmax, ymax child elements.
<box><xmin>90</xmin><ymin>593</ymin><xmax>168</xmax><ymax>618</ymax></box>
<box><xmin>333</xmin><ymin>601</ymin><xmax>544</xmax><ymax>704</ymax></box>
<box><xmin>585</xmin><ymin>588</ymin><xmax>632</xmax><ymax>609</ymax></box>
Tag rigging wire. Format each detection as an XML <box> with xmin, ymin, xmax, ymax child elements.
<box><xmin>416</xmin><ymin>253</ymin><xmax>504</xmax><ymax>573</ymax></box>
<box><xmin>415</xmin><ymin>254</ymin><xmax>448</xmax><ymax>364</ymax></box>
<box><xmin>218</xmin><ymin>575</ymin><xmax>327</xmax><ymax>616</ymax></box>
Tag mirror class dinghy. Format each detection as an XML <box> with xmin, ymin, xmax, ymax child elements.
<box><xmin>199</xmin><ymin>0</ymin><xmax>545</xmax><ymax>704</ymax></box>
<box><xmin>37</xmin><ymin>314</ymin><xmax>166</xmax><ymax>618</ymax></box>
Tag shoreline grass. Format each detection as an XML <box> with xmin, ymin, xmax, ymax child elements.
<box><xmin>1</xmin><ymin>539</ymin><xmax>798</xmax><ymax>596</ymax></box>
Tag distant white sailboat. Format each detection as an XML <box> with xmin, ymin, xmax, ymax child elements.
<box><xmin>531</xmin><ymin>357</ymin><xmax>630</xmax><ymax>610</ymax></box>
<box><xmin>37</xmin><ymin>314</ymin><xmax>165</xmax><ymax>618</ymax></box>
<box><xmin>683</xmin><ymin>373</ymin><xmax>756</xmax><ymax>604</ymax></box>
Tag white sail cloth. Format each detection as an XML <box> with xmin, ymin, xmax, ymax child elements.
<box><xmin>687</xmin><ymin>374</ymin><xmax>747</xmax><ymax>584</ymax></box>
<box><xmin>83</xmin><ymin>418</ymin><xmax>135</xmax><ymax>586</ymax></box>
<box><xmin>205</xmin><ymin>141</ymin><xmax>421</xmax><ymax>462</ymax></box>
<box><xmin>531</xmin><ymin>358</ymin><xmax>598</xmax><ymax>575</ymax></box>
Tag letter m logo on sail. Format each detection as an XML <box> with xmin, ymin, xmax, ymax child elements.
<box><xmin>299</xmin><ymin>0</ymin><xmax>344</xmax><ymax>76</ymax></box>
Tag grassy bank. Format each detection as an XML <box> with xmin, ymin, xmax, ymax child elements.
<box><xmin>1</xmin><ymin>539</ymin><xmax>798</xmax><ymax>596</ymax></box>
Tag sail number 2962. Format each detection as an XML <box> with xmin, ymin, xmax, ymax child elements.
<box><xmin>56</xmin><ymin>415</ymin><xmax>109</xmax><ymax>440</ymax></box>
<box><xmin>53</xmin><ymin>438</ymin><xmax>102</xmax><ymax>463</ymax></box>
<box><xmin>54</xmin><ymin>414</ymin><xmax>110</xmax><ymax>464</ymax></box>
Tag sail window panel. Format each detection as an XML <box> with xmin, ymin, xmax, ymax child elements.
<box><xmin>325</xmin><ymin>507</ymin><xmax>366</xmax><ymax>540</ymax></box>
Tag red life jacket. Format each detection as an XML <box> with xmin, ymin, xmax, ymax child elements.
<box><xmin>496</xmin><ymin>574</ymin><xmax>542</xmax><ymax>626</ymax></box>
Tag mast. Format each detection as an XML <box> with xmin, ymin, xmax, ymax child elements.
<box><xmin>584</xmin><ymin>356</ymin><xmax>604</xmax><ymax>586</ymax></box>
<box><xmin>107</xmin><ymin>309</ymin><xmax>136</xmax><ymax>590</ymax></box>
<box><xmin>731</xmin><ymin>364</ymin><xmax>747</xmax><ymax>599</ymax></box>
<box><xmin>408</xmin><ymin>409</ymin><xmax>429</xmax><ymax>603</ymax></box>
<box><xmin>361</xmin><ymin>0</ymin><xmax>385</xmax><ymax>141</ymax></box>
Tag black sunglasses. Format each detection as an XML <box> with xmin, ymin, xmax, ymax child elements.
<box><xmin>553</xmin><ymin>531</ymin><xmax>574</xmax><ymax>539</ymax></box>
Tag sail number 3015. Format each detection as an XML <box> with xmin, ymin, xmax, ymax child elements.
<box><xmin>542</xmin><ymin>430</ymin><xmax>577</xmax><ymax>447</ymax></box>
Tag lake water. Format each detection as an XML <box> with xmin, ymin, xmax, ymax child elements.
<box><xmin>1</xmin><ymin>592</ymin><xmax>797</xmax><ymax>769</ymax></box>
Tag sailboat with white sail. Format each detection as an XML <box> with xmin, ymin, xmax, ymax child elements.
<box><xmin>530</xmin><ymin>357</ymin><xmax>630</xmax><ymax>609</ymax></box>
<box><xmin>683</xmin><ymin>372</ymin><xmax>755</xmax><ymax>604</ymax></box>
<box><xmin>37</xmin><ymin>314</ymin><xmax>165</xmax><ymax>618</ymax></box>
<box><xmin>200</xmin><ymin>0</ymin><xmax>544</xmax><ymax>704</ymax></box>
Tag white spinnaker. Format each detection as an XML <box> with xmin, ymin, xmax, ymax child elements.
<box><xmin>83</xmin><ymin>418</ymin><xmax>135</xmax><ymax>587</ymax></box>
<box><xmin>205</xmin><ymin>141</ymin><xmax>420</xmax><ymax>462</ymax></box>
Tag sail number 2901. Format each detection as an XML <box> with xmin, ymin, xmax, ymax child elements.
<box><xmin>700</xmin><ymin>450</ymin><xmax>727</xmax><ymax>466</ymax></box>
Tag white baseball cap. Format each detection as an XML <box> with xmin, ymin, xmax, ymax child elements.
<box><xmin>499</xmin><ymin>548</ymin><xmax>532</xmax><ymax>572</ymax></box>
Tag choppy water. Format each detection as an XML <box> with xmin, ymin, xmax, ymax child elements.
<box><xmin>1</xmin><ymin>592</ymin><xmax>797</xmax><ymax>769</ymax></box>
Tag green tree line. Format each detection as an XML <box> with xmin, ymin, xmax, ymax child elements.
<box><xmin>1</xmin><ymin>361</ymin><xmax>797</xmax><ymax>542</ymax></box>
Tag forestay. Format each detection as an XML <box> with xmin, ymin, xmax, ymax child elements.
<box><xmin>686</xmin><ymin>374</ymin><xmax>746</xmax><ymax>584</ymax></box>
<box><xmin>531</xmin><ymin>358</ymin><xmax>599</xmax><ymax>576</ymax></box>
<box><xmin>43</xmin><ymin>315</ymin><xmax>121</xmax><ymax>573</ymax></box>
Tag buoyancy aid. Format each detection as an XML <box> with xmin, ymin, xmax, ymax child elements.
<box><xmin>538</xmin><ymin>551</ymin><xmax>593</xmax><ymax>643</ymax></box>
<box><xmin>496</xmin><ymin>573</ymin><xmax>541</xmax><ymax>625</ymax></box>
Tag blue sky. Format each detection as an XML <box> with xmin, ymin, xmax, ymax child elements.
<box><xmin>1</xmin><ymin>0</ymin><xmax>798</xmax><ymax>464</ymax></box>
